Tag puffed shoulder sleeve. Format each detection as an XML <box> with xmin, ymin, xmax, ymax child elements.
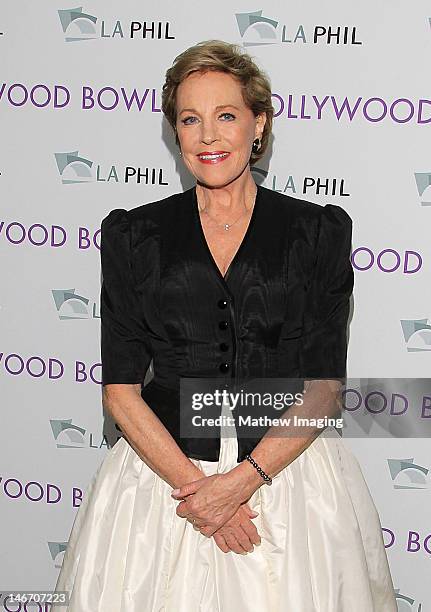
<box><xmin>299</xmin><ymin>203</ymin><xmax>354</xmax><ymax>380</ymax></box>
<box><xmin>100</xmin><ymin>209</ymin><xmax>153</xmax><ymax>385</ymax></box>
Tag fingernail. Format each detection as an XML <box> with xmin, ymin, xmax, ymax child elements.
<box><xmin>240</xmin><ymin>551</ymin><xmax>248</xmax><ymax>555</ymax></box>
<box><xmin>171</xmin><ymin>489</ymin><xmax>180</xmax><ymax>496</ymax></box>
<box><xmin>256</xmin><ymin>541</ymin><xmax>262</xmax><ymax>546</ymax></box>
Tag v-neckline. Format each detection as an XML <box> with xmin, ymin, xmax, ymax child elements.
<box><xmin>192</xmin><ymin>183</ymin><xmax>261</xmax><ymax>285</ymax></box>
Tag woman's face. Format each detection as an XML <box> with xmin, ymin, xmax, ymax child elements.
<box><xmin>175</xmin><ymin>70</ymin><xmax>266</xmax><ymax>188</ymax></box>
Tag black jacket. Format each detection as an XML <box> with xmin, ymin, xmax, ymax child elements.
<box><xmin>100</xmin><ymin>183</ymin><xmax>354</xmax><ymax>462</ymax></box>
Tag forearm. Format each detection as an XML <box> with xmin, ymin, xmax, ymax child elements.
<box><xmin>102</xmin><ymin>383</ymin><xmax>205</xmax><ymax>489</ymax></box>
<box><xmin>228</xmin><ymin>379</ymin><xmax>343</xmax><ymax>501</ymax></box>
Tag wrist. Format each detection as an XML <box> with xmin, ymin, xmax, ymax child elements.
<box><xmin>225</xmin><ymin>459</ymin><xmax>265</xmax><ymax>503</ymax></box>
<box><xmin>172</xmin><ymin>463</ymin><xmax>205</xmax><ymax>489</ymax></box>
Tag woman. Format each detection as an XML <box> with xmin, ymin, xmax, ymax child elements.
<box><xmin>54</xmin><ymin>40</ymin><xmax>397</xmax><ymax>611</ymax></box>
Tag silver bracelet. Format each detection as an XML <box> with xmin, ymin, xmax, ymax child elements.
<box><xmin>244</xmin><ymin>454</ymin><xmax>272</xmax><ymax>486</ymax></box>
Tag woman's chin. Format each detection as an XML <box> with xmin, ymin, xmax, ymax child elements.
<box><xmin>193</xmin><ymin>168</ymin><xmax>251</xmax><ymax>190</ymax></box>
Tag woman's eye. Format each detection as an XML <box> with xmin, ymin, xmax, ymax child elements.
<box><xmin>181</xmin><ymin>116</ymin><xmax>197</xmax><ymax>125</ymax></box>
<box><xmin>181</xmin><ymin>112</ymin><xmax>235</xmax><ymax>125</ymax></box>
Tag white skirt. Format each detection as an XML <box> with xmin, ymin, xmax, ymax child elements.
<box><xmin>54</xmin><ymin>404</ymin><xmax>397</xmax><ymax>612</ymax></box>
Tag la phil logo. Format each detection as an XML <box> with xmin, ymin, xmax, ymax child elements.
<box><xmin>235</xmin><ymin>9</ymin><xmax>362</xmax><ymax>47</ymax></box>
<box><xmin>48</xmin><ymin>541</ymin><xmax>68</xmax><ymax>569</ymax></box>
<box><xmin>54</xmin><ymin>150</ymin><xmax>168</xmax><ymax>185</ymax></box>
<box><xmin>387</xmin><ymin>458</ymin><xmax>429</xmax><ymax>490</ymax></box>
<box><xmin>50</xmin><ymin>418</ymin><xmax>123</xmax><ymax>449</ymax></box>
<box><xmin>50</xmin><ymin>418</ymin><xmax>86</xmax><ymax>448</ymax></box>
<box><xmin>252</xmin><ymin>167</ymin><xmax>350</xmax><ymax>198</ymax></box>
<box><xmin>414</xmin><ymin>172</ymin><xmax>431</xmax><ymax>206</ymax></box>
<box><xmin>58</xmin><ymin>6</ymin><xmax>175</xmax><ymax>42</ymax></box>
<box><xmin>52</xmin><ymin>289</ymin><xmax>100</xmax><ymax>320</ymax></box>
<box><xmin>400</xmin><ymin>319</ymin><xmax>431</xmax><ymax>352</ymax></box>
<box><xmin>394</xmin><ymin>589</ymin><xmax>422</xmax><ymax>611</ymax></box>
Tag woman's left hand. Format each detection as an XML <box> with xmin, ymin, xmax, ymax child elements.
<box><xmin>171</xmin><ymin>472</ymin><xmax>254</xmax><ymax>536</ymax></box>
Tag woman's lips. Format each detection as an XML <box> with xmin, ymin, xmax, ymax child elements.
<box><xmin>197</xmin><ymin>152</ymin><xmax>230</xmax><ymax>165</ymax></box>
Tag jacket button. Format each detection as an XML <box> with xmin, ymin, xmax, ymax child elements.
<box><xmin>219</xmin><ymin>342</ymin><xmax>229</xmax><ymax>352</ymax></box>
<box><xmin>219</xmin><ymin>362</ymin><xmax>230</xmax><ymax>373</ymax></box>
<box><xmin>217</xmin><ymin>299</ymin><xmax>228</xmax><ymax>309</ymax></box>
<box><xmin>218</xmin><ymin>320</ymin><xmax>229</xmax><ymax>330</ymax></box>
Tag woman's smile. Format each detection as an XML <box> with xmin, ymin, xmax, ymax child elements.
<box><xmin>197</xmin><ymin>151</ymin><xmax>231</xmax><ymax>164</ymax></box>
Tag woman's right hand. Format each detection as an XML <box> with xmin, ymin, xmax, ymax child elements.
<box><xmin>211</xmin><ymin>502</ymin><xmax>262</xmax><ymax>554</ymax></box>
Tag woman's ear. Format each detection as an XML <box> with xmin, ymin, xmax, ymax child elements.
<box><xmin>255</xmin><ymin>111</ymin><xmax>267</xmax><ymax>138</ymax></box>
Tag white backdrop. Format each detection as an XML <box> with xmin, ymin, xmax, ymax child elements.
<box><xmin>1</xmin><ymin>2</ymin><xmax>430</xmax><ymax>610</ymax></box>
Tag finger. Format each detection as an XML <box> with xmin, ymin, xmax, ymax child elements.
<box><xmin>239</xmin><ymin>516</ymin><xmax>262</xmax><ymax>546</ymax></box>
<box><xmin>213</xmin><ymin>533</ymin><xmax>230</xmax><ymax>553</ymax></box>
<box><xmin>224</xmin><ymin>512</ymin><xmax>257</xmax><ymax>551</ymax></box>
<box><xmin>185</xmin><ymin>514</ymin><xmax>208</xmax><ymax>530</ymax></box>
<box><xmin>175</xmin><ymin>505</ymin><xmax>189</xmax><ymax>519</ymax></box>
<box><xmin>230</xmin><ymin>525</ymin><xmax>255</xmax><ymax>553</ymax></box>
<box><xmin>171</xmin><ymin>478</ymin><xmax>204</xmax><ymax>498</ymax></box>
<box><xmin>222</xmin><ymin>530</ymin><xmax>250</xmax><ymax>555</ymax></box>
<box><xmin>186</xmin><ymin>516</ymin><xmax>209</xmax><ymax>535</ymax></box>
<box><xmin>186</xmin><ymin>513</ymin><xmax>216</xmax><ymax>534</ymax></box>
<box><xmin>199</xmin><ymin>524</ymin><xmax>215</xmax><ymax>538</ymax></box>
<box><xmin>176</xmin><ymin>501</ymin><xmax>195</xmax><ymax>519</ymax></box>
<box><xmin>196</xmin><ymin>522</ymin><xmax>217</xmax><ymax>537</ymax></box>
<box><xmin>243</xmin><ymin>501</ymin><xmax>259</xmax><ymax>515</ymax></box>
<box><xmin>243</xmin><ymin>505</ymin><xmax>259</xmax><ymax>518</ymax></box>
<box><xmin>187</xmin><ymin>516</ymin><xmax>203</xmax><ymax>531</ymax></box>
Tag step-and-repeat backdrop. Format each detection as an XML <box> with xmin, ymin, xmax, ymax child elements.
<box><xmin>1</xmin><ymin>2</ymin><xmax>430</xmax><ymax>609</ymax></box>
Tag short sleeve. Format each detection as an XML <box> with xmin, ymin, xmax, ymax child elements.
<box><xmin>100</xmin><ymin>209</ymin><xmax>153</xmax><ymax>385</ymax></box>
<box><xmin>299</xmin><ymin>203</ymin><xmax>354</xmax><ymax>380</ymax></box>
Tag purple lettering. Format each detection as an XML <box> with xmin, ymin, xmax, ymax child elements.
<box><xmin>363</xmin><ymin>97</ymin><xmax>387</xmax><ymax>122</ymax></box>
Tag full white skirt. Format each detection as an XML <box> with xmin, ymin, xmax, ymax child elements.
<box><xmin>54</xmin><ymin>417</ymin><xmax>397</xmax><ymax>611</ymax></box>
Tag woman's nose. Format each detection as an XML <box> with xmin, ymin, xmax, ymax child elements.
<box><xmin>200</xmin><ymin>121</ymin><xmax>219</xmax><ymax>144</ymax></box>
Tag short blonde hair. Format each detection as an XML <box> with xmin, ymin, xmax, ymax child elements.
<box><xmin>161</xmin><ymin>39</ymin><xmax>273</xmax><ymax>165</ymax></box>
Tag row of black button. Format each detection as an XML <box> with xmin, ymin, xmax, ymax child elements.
<box><xmin>218</xmin><ymin>298</ymin><xmax>231</xmax><ymax>372</ymax></box>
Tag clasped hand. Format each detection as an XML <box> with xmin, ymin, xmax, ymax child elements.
<box><xmin>171</xmin><ymin>473</ymin><xmax>261</xmax><ymax>554</ymax></box>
